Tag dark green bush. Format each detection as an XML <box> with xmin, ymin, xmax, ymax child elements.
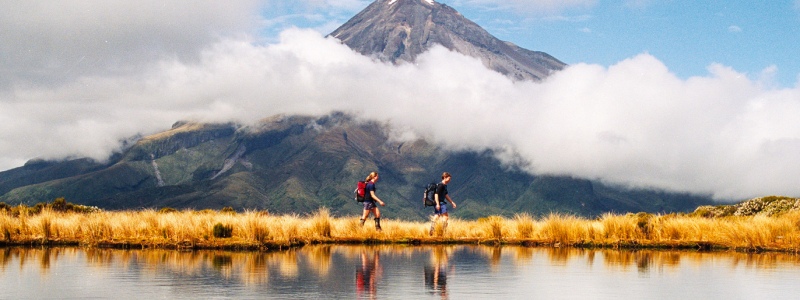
<box><xmin>220</xmin><ymin>207</ymin><xmax>236</xmax><ymax>214</ymax></box>
<box><xmin>51</xmin><ymin>197</ymin><xmax>68</xmax><ymax>212</ymax></box>
<box><xmin>635</xmin><ymin>212</ymin><xmax>653</xmax><ymax>237</ymax></box>
<box><xmin>213</xmin><ymin>223</ymin><xmax>233</xmax><ymax>238</ymax></box>
<box><xmin>31</xmin><ymin>203</ymin><xmax>45</xmax><ymax>215</ymax></box>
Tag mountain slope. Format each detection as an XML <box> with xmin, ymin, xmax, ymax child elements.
<box><xmin>0</xmin><ymin>114</ymin><xmax>711</xmax><ymax>220</ymax></box>
<box><xmin>329</xmin><ymin>0</ymin><xmax>565</xmax><ymax>81</ymax></box>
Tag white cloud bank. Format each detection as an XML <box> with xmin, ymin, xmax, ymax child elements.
<box><xmin>1</xmin><ymin>2</ymin><xmax>799</xmax><ymax>201</ymax></box>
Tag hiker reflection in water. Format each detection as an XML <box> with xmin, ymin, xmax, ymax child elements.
<box><xmin>430</xmin><ymin>172</ymin><xmax>456</xmax><ymax>236</ymax></box>
<box><xmin>356</xmin><ymin>249</ymin><xmax>382</xmax><ymax>299</ymax></box>
<box><xmin>424</xmin><ymin>246</ymin><xmax>453</xmax><ymax>299</ymax></box>
<box><xmin>360</xmin><ymin>171</ymin><xmax>385</xmax><ymax>231</ymax></box>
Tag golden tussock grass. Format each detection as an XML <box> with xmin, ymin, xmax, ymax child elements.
<box><xmin>3</xmin><ymin>208</ymin><xmax>800</xmax><ymax>252</ymax></box>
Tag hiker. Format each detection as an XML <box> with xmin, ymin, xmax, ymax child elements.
<box><xmin>360</xmin><ymin>171</ymin><xmax>385</xmax><ymax>231</ymax></box>
<box><xmin>430</xmin><ymin>172</ymin><xmax>456</xmax><ymax>236</ymax></box>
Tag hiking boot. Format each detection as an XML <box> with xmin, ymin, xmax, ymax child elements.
<box><xmin>359</xmin><ymin>219</ymin><xmax>365</xmax><ymax>226</ymax></box>
<box><xmin>374</xmin><ymin>218</ymin><xmax>382</xmax><ymax>231</ymax></box>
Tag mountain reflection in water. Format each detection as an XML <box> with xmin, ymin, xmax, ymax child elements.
<box><xmin>1</xmin><ymin>246</ymin><xmax>800</xmax><ymax>299</ymax></box>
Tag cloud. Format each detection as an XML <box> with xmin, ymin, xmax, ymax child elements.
<box><xmin>2</xmin><ymin>3</ymin><xmax>800</xmax><ymax>201</ymax></box>
<box><xmin>0</xmin><ymin>1</ymin><xmax>265</xmax><ymax>88</ymax></box>
<box><xmin>728</xmin><ymin>25</ymin><xmax>742</xmax><ymax>33</ymax></box>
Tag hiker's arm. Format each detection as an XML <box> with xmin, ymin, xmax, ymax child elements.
<box><xmin>435</xmin><ymin>194</ymin><xmax>440</xmax><ymax>208</ymax></box>
<box><xmin>370</xmin><ymin>191</ymin><xmax>385</xmax><ymax>206</ymax></box>
<box><xmin>446</xmin><ymin>195</ymin><xmax>456</xmax><ymax>208</ymax></box>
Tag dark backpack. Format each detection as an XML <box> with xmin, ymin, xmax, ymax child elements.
<box><xmin>354</xmin><ymin>180</ymin><xmax>367</xmax><ymax>202</ymax></box>
<box><xmin>423</xmin><ymin>182</ymin><xmax>438</xmax><ymax>207</ymax></box>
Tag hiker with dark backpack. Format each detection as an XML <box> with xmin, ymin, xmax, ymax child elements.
<box><xmin>360</xmin><ymin>171</ymin><xmax>385</xmax><ymax>231</ymax></box>
<box><xmin>429</xmin><ymin>172</ymin><xmax>456</xmax><ymax>236</ymax></box>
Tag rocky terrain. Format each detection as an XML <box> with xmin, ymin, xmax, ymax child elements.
<box><xmin>693</xmin><ymin>196</ymin><xmax>800</xmax><ymax>217</ymax></box>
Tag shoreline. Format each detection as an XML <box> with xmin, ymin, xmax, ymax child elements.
<box><xmin>0</xmin><ymin>237</ymin><xmax>793</xmax><ymax>254</ymax></box>
<box><xmin>4</xmin><ymin>207</ymin><xmax>800</xmax><ymax>254</ymax></box>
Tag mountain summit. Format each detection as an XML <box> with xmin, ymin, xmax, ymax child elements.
<box><xmin>329</xmin><ymin>0</ymin><xmax>566</xmax><ymax>81</ymax></box>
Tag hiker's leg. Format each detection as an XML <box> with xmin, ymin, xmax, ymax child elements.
<box><xmin>441</xmin><ymin>213</ymin><xmax>449</xmax><ymax>233</ymax></box>
<box><xmin>360</xmin><ymin>209</ymin><xmax>370</xmax><ymax>226</ymax></box>
<box><xmin>429</xmin><ymin>214</ymin><xmax>439</xmax><ymax>235</ymax></box>
<box><xmin>373</xmin><ymin>207</ymin><xmax>382</xmax><ymax>231</ymax></box>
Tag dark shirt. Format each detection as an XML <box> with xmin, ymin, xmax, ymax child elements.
<box><xmin>435</xmin><ymin>183</ymin><xmax>448</xmax><ymax>204</ymax></box>
<box><xmin>365</xmin><ymin>182</ymin><xmax>376</xmax><ymax>202</ymax></box>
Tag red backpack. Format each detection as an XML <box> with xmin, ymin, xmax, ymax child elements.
<box><xmin>354</xmin><ymin>180</ymin><xmax>367</xmax><ymax>202</ymax></box>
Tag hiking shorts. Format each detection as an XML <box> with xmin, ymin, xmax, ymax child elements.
<box><xmin>363</xmin><ymin>200</ymin><xmax>378</xmax><ymax>211</ymax></box>
<box><xmin>434</xmin><ymin>203</ymin><xmax>448</xmax><ymax>215</ymax></box>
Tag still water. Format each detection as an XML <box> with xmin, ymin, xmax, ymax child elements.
<box><xmin>1</xmin><ymin>245</ymin><xmax>799</xmax><ymax>299</ymax></box>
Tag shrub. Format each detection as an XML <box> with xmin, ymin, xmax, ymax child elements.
<box><xmin>635</xmin><ymin>212</ymin><xmax>653</xmax><ymax>237</ymax></box>
<box><xmin>69</xmin><ymin>204</ymin><xmax>101</xmax><ymax>214</ymax></box>
<box><xmin>1</xmin><ymin>227</ymin><xmax>10</xmax><ymax>242</ymax></box>
<box><xmin>220</xmin><ymin>207</ymin><xmax>236</xmax><ymax>214</ymax></box>
<box><xmin>159</xmin><ymin>207</ymin><xmax>178</xmax><ymax>214</ymax></box>
<box><xmin>31</xmin><ymin>203</ymin><xmax>45</xmax><ymax>215</ymax></box>
<box><xmin>213</xmin><ymin>223</ymin><xmax>233</xmax><ymax>238</ymax></box>
<box><xmin>51</xmin><ymin>197</ymin><xmax>67</xmax><ymax>212</ymax></box>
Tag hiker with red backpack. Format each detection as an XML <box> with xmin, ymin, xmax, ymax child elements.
<box><xmin>359</xmin><ymin>171</ymin><xmax>385</xmax><ymax>231</ymax></box>
<box><xmin>429</xmin><ymin>172</ymin><xmax>456</xmax><ymax>236</ymax></box>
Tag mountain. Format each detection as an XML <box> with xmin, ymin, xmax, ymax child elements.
<box><xmin>329</xmin><ymin>0</ymin><xmax>565</xmax><ymax>81</ymax></box>
<box><xmin>0</xmin><ymin>113</ymin><xmax>710</xmax><ymax>220</ymax></box>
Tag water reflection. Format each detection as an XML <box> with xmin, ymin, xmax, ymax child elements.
<box><xmin>424</xmin><ymin>246</ymin><xmax>453</xmax><ymax>299</ymax></box>
<box><xmin>2</xmin><ymin>246</ymin><xmax>800</xmax><ymax>299</ymax></box>
<box><xmin>356</xmin><ymin>249</ymin><xmax>382</xmax><ymax>299</ymax></box>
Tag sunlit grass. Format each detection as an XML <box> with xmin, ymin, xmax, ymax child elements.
<box><xmin>2</xmin><ymin>207</ymin><xmax>800</xmax><ymax>252</ymax></box>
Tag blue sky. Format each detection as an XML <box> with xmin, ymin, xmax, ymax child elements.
<box><xmin>262</xmin><ymin>0</ymin><xmax>800</xmax><ymax>88</ymax></box>
<box><xmin>1</xmin><ymin>0</ymin><xmax>800</xmax><ymax>200</ymax></box>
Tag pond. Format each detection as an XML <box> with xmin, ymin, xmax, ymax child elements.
<box><xmin>1</xmin><ymin>245</ymin><xmax>799</xmax><ymax>299</ymax></box>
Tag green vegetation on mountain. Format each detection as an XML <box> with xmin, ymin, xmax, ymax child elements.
<box><xmin>0</xmin><ymin>113</ymin><xmax>712</xmax><ymax>220</ymax></box>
